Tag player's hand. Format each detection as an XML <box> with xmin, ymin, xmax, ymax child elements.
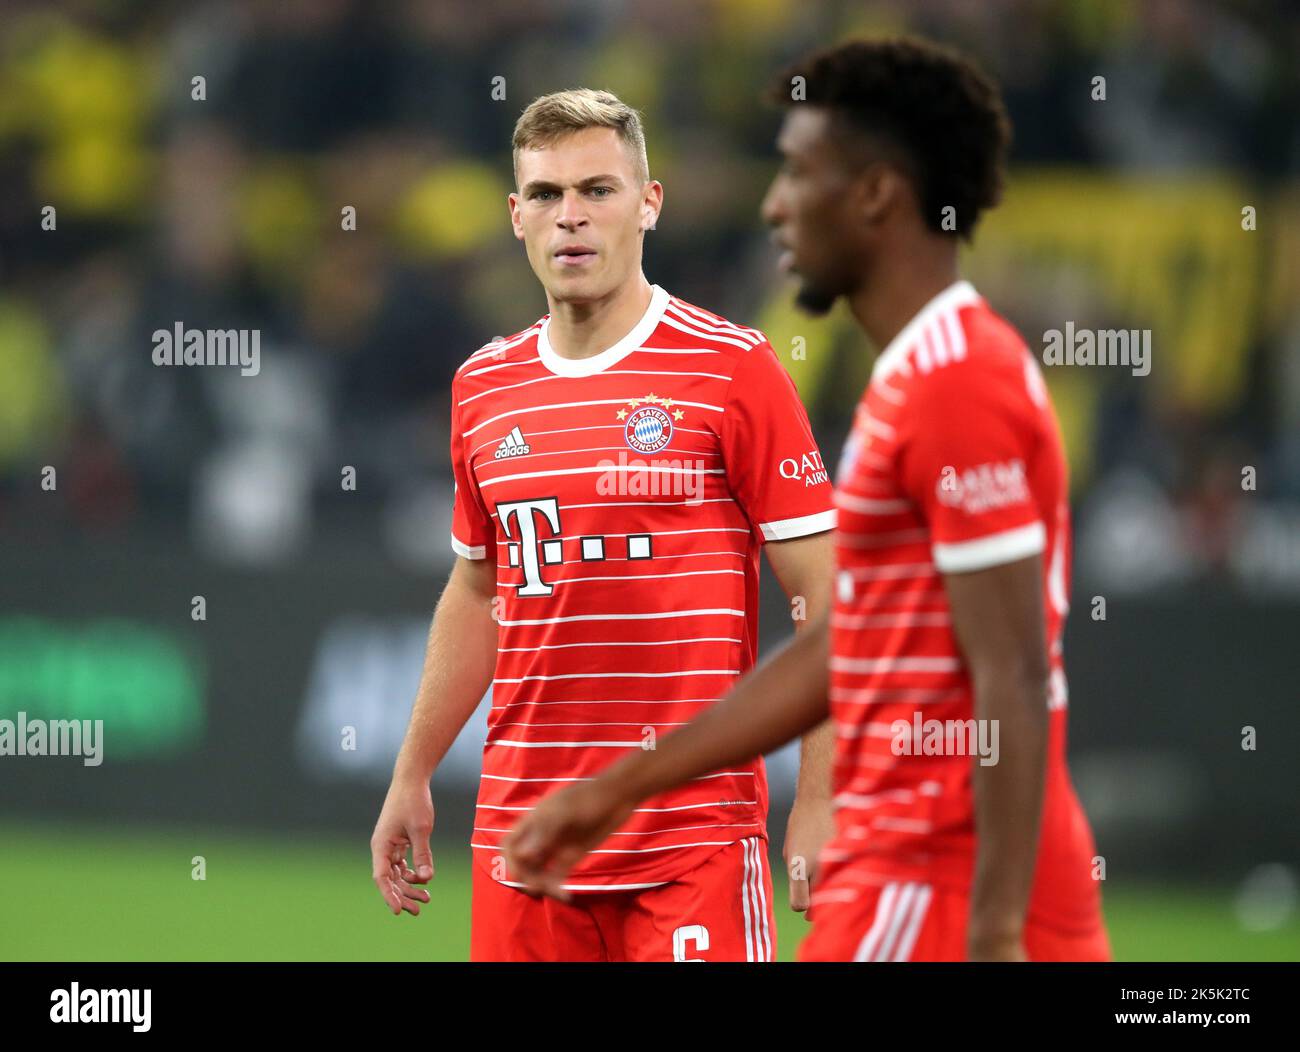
<box><xmin>783</xmin><ymin>794</ymin><xmax>834</xmax><ymax>915</ymax></box>
<box><xmin>369</xmin><ymin>778</ymin><xmax>436</xmax><ymax>917</ymax></box>
<box><xmin>502</xmin><ymin>780</ymin><xmax>635</xmax><ymax>901</ymax></box>
<box><xmin>967</xmin><ymin>930</ymin><xmax>1028</xmax><ymax>962</ymax></box>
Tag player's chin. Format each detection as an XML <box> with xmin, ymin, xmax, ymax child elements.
<box><xmin>793</xmin><ymin>278</ymin><xmax>839</xmax><ymax>316</ymax></box>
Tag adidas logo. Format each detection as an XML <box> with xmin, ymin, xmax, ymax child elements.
<box><xmin>494</xmin><ymin>426</ymin><xmax>531</xmax><ymax>459</ymax></box>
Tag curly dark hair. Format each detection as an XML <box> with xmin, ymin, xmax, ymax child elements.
<box><xmin>769</xmin><ymin>37</ymin><xmax>1012</xmax><ymax>240</ymax></box>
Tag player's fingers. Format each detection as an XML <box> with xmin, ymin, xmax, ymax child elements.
<box><xmin>393</xmin><ymin>874</ymin><xmax>432</xmax><ymax>905</ymax></box>
<box><xmin>410</xmin><ymin>839</ymin><xmax>435</xmax><ymax>883</ymax></box>
<box><xmin>506</xmin><ymin>819</ymin><xmax>550</xmax><ymax>870</ymax></box>
<box><xmin>375</xmin><ymin>874</ymin><xmax>402</xmax><ymax>915</ymax></box>
<box><xmin>788</xmin><ymin>877</ymin><xmax>811</xmax><ymax>913</ymax></box>
<box><xmin>371</xmin><ymin>846</ymin><xmax>403</xmax><ymax>915</ymax></box>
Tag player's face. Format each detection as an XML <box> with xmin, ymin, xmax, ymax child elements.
<box><xmin>761</xmin><ymin>108</ymin><xmax>863</xmax><ymax>315</ymax></box>
<box><xmin>509</xmin><ymin>127</ymin><xmax>660</xmax><ymax>305</ymax></box>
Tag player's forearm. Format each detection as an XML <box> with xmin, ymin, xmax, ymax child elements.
<box><xmin>604</xmin><ymin>614</ymin><xmax>831</xmax><ymax>805</ymax></box>
<box><xmin>968</xmin><ymin>667</ymin><xmax>1049</xmax><ymax>942</ymax></box>
<box><xmin>391</xmin><ymin>565</ymin><xmax>499</xmax><ymax>786</ymax></box>
<box><xmin>794</xmin><ymin>717</ymin><xmax>836</xmax><ymax>801</ymax></box>
<box><xmin>767</xmin><ymin>533</ymin><xmax>836</xmax><ymax>803</ymax></box>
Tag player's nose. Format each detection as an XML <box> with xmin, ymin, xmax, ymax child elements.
<box><xmin>555</xmin><ymin>189</ymin><xmax>589</xmax><ymax>230</ymax></box>
<box><xmin>759</xmin><ymin>181</ymin><xmax>784</xmax><ymax>227</ymax></box>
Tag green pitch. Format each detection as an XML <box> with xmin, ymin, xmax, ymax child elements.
<box><xmin>2</xmin><ymin>823</ymin><xmax>1296</xmax><ymax>961</ymax></box>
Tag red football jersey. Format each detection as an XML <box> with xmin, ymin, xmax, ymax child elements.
<box><xmin>451</xmin><ymin>284</ymin><xmax>835</xmax><ymax>889</ymax></box>
<box><xmin>816</xmin><ymin>280</ymin><xmax>1103</xmax><ymax>932</ymax></box>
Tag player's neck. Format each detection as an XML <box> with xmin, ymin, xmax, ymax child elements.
<box><xmin>848</xmin><ymin>238</ymin><xmax>960</xmax><ymax>353</ymax></box>
<box><xmin>545</xmin><ymin>275</ymin><xmax>655</xmax><ymax>360</ymax></box>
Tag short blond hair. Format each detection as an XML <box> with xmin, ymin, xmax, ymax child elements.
<box><xmin>512</xmin><ymin>88</ymin><xmax>649</xmax><ymax>185</ymax></box>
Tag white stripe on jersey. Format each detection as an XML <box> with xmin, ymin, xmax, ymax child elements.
<box><xmin>477</xmin><ymin>798</ymin><xmax>756</xmax><ymax>813</ymax></box>
<box><xmin>745</xmin><ymin>837</ymin><xmax>773</xmax><ymax>961</ymax></box>
<box><xmin>458</xmin><ymin>368</ymin><xmax>734</xmax><ymax>406</ymax></box>
<box><xmin>492</xmin><ymin>669</ymin><xmax>740</xmax><ymax>683</ymax></box>
<box><xmin>504</xmin><ymin>525</ymin><xmax>747</xmax><ymax>543</ymax></box>
<box><xmin>667</xmin><ymin>301</ymin><xmax>763</xmax><ymax>345</ymax></box>
<box><xmin>457</xmin><ymin>325</ymin><xmax>542</xmax><ymax>371</ymax></box>
<box><xmin>479</xmin><ymin>463</ymin><xmax>725</xmax><ymax>490</ymax></box>
<box><xmin>478</xmin><ymin>770</ymin><xmax>754</xmax><ymax>782</ymax></box>
<box><xmin>631</xmin><ymin>346</ymin><xmax>729</xmax><ymax>357</ymax></box>
<box><xmin>496</xmin><ymin>636</ymin><xmax>742</xmax><ymax>652</ymax></box>
<box><xmin>875</xmin><ymin>882</ymin><xmax>916</xmax><ymax>960</ymax></box>
<box><xmin>496</xmin><ymin>608</ymin><xmax>744</xmax><ymax>627</ymax></box>
<box><xmin>758</xmin><ymin>509</ymin><xmax>836</xmax><ymax>541</ymax></box>
<box><xmin>492</xmin><ymin>698</ymin><xmax>722</xmax><ymax>709</ymax></box>
<box><xmin>461</xmin><ymin>355</ymin><xmax>542</xmax><ymax>378</ymax></box>
<box><xmin>487</xmin><ymin>495</ymin><xmax>736</xmax><ymax>516</ymax></box>
<box><xmin>471</xmin><ymin>423</ymin><xmax>717</xmax><ymax>460</ymax></box>
<box><xmin>492</xmin><ymin>720</ymin><xmax>689</xmax><ymax>728</ymax></box>
<box><xmin>853</xmin><ymin>882</ymin><xmax>901</xmax><ymax>961</ymax></box>
<box><xmin>498</xmin><ymin>568</ymin><xmax>744</xmax><ymax>589</ymax></box>
<box><xmin>659</xmin><ymin>313</ymin><xmax>755</xmax><ymax>351</ymax></box>
<box><xmin>465</xmin><ymin>397</ymin><xmax>723</xmax><ymax>438</ymax></box>
<box><xmin>741</xmin><ymin>838</ymin><xmax>756</xmax><ymax>961</ymax></box>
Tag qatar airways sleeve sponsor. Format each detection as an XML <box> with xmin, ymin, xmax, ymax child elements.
<box><xmin>778</xmin><ymin>449</ymin><xmax>830</xmax><ymax>487</ymax></box>
<box><xmin>719</xmin><ymin>342</ymin><xmax>834</xmax><ymax>540</ymax></box>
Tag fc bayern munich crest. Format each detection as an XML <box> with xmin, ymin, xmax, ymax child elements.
<box><xmin>618</xmin><ymin>394</ymin><xmax>683</xmax><ymax>454</ymax></box>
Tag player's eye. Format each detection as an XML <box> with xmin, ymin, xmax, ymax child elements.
<box><xmin>531</xmin><ymin>190</ymin><xmax>558</xmax><ymax>201</ymax></box>
<box><xmin>587</xmin><ymin>186</ymin><xmax>612</xmax><ymax>198</ymax></box>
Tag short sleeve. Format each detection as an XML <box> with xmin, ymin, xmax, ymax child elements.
<box><xmin>897</xmin><ymin>362</ymin><xmax>1044</xmax><ymax>573</ymax></box>
<box><xmin>719</xmin><ymin>341</ymin><xmax>836</xmax><ymax>542</ymax></box>
<box><xmin>449</xmin><ymin>375</ymin><xmax>493</xmax><ymax>560</ymax></box>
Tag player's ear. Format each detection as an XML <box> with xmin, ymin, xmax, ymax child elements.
<box><xmin>857</xmin><ymin>163</ymin><xmax>903</xmax><ymax>227</ymax></box>
<box><xmin>641</xmin><ymin>180</ymin><xmax>663</xmax><ymax>232</ymax></box>
<box><xmin>508</xmin><ymin>192</ymin><xmax>525</xmax><ymax>241</ymax></box>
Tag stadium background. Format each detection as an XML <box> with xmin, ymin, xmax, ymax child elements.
<box><xmin>2</xmin><ymin>0</ymin><xmax>1298</xmax><ymax>961</ymax></box>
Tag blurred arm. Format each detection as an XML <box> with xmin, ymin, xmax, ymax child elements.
<box><xmin>944</xmin><ymin>554</ymin><xmax>1049</xmax><ymax>961</ymax></box>
<box><xmin>765</xmin><ymin>531</ymin><xmax>838</xmax><ymax>910</ymax></box>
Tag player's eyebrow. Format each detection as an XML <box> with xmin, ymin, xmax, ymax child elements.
<box><xmin>521</xmin><ymin>174</ymin><xmax>625</xmax><ymax>196</ymax></box>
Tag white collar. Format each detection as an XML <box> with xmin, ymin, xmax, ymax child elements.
<box><xmin>871</xmin><ymin>279</ymin><xmax>981</xmax><ymax>382</ymax></box>
<box><xmin>537</xmin><ymin>284</ymin><xmax>670</xmax><ymax>378</ymax></box>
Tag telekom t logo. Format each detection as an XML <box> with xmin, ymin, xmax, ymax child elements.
<box><xmin>497</xmin><ymin>497</ymin><xmax>653</xmax><ymax>597</ymax></box>
<box><xmin>497</xmin><ymin>498</ymin><xmax>562</xmax><ymax>597</ymax></box>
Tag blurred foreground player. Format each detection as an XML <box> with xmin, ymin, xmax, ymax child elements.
<box><xmin>370</xmin><ymin>89</ymin><xmax>837</xmax><ymax>960</ymax></box>
<box><xmin>505</xmin><ymin>39</ymin><xmax>1110</xmax><ymax>962</ymax></box>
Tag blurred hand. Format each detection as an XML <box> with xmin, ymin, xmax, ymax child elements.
<box><xmin>502</xmin><ymin>780</ymin><xmax>635</xmax><ymax>901</ymax></box>
<box><xmin>968</xmin><ymin>930</ymin><xmax>1028</xmax><ymax>962</ymax></box>
<box><xmin>782</xmin><ymin>794</ymin><xmax>835</xmax><ymax>915</ymax></box>
<box><xmin>370</xmin><ymin>779</ymin><xmax>436</xmax><ymax>916</ymax></box>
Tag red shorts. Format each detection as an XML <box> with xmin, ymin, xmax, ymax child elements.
<box><xmin>799</xmin><ymin>879</ymin><xmax>1111</xmax><ymax>962</ymax></box>
<box><xmin>471</xmin><ymin>836</ymin><xmax>776</xmax><ymax>962</ymax></box>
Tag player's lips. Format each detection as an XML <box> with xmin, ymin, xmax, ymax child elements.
<box><xmin>554</xmin><ymin>244</ymin><xmax>597</xmax><ymax>267</ymax></box>
<box><xmin>772</xmin><ymin>238</ymin><xmax>797</xmax><ymax>273</ymax></box>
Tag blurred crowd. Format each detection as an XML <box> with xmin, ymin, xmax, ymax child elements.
<box><xmin>1</xmin><ymin>0</ymin><xmax>1297</xmax><ymax>588</ymax></box>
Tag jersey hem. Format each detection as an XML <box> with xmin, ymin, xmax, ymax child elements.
<box><xmin>758</xmin><ymin>508</ymin><xmax>837</xmax><ymax>542</ymax></box>
<box><xmin>451</xmin><ymin>531</ymin><xmax>487</xmax><ymax>560</ymax></box>
<box><xmin>932</xmin><ymin>520</ymin><xmax>1045</xmax><ymax>573</ymax></box>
